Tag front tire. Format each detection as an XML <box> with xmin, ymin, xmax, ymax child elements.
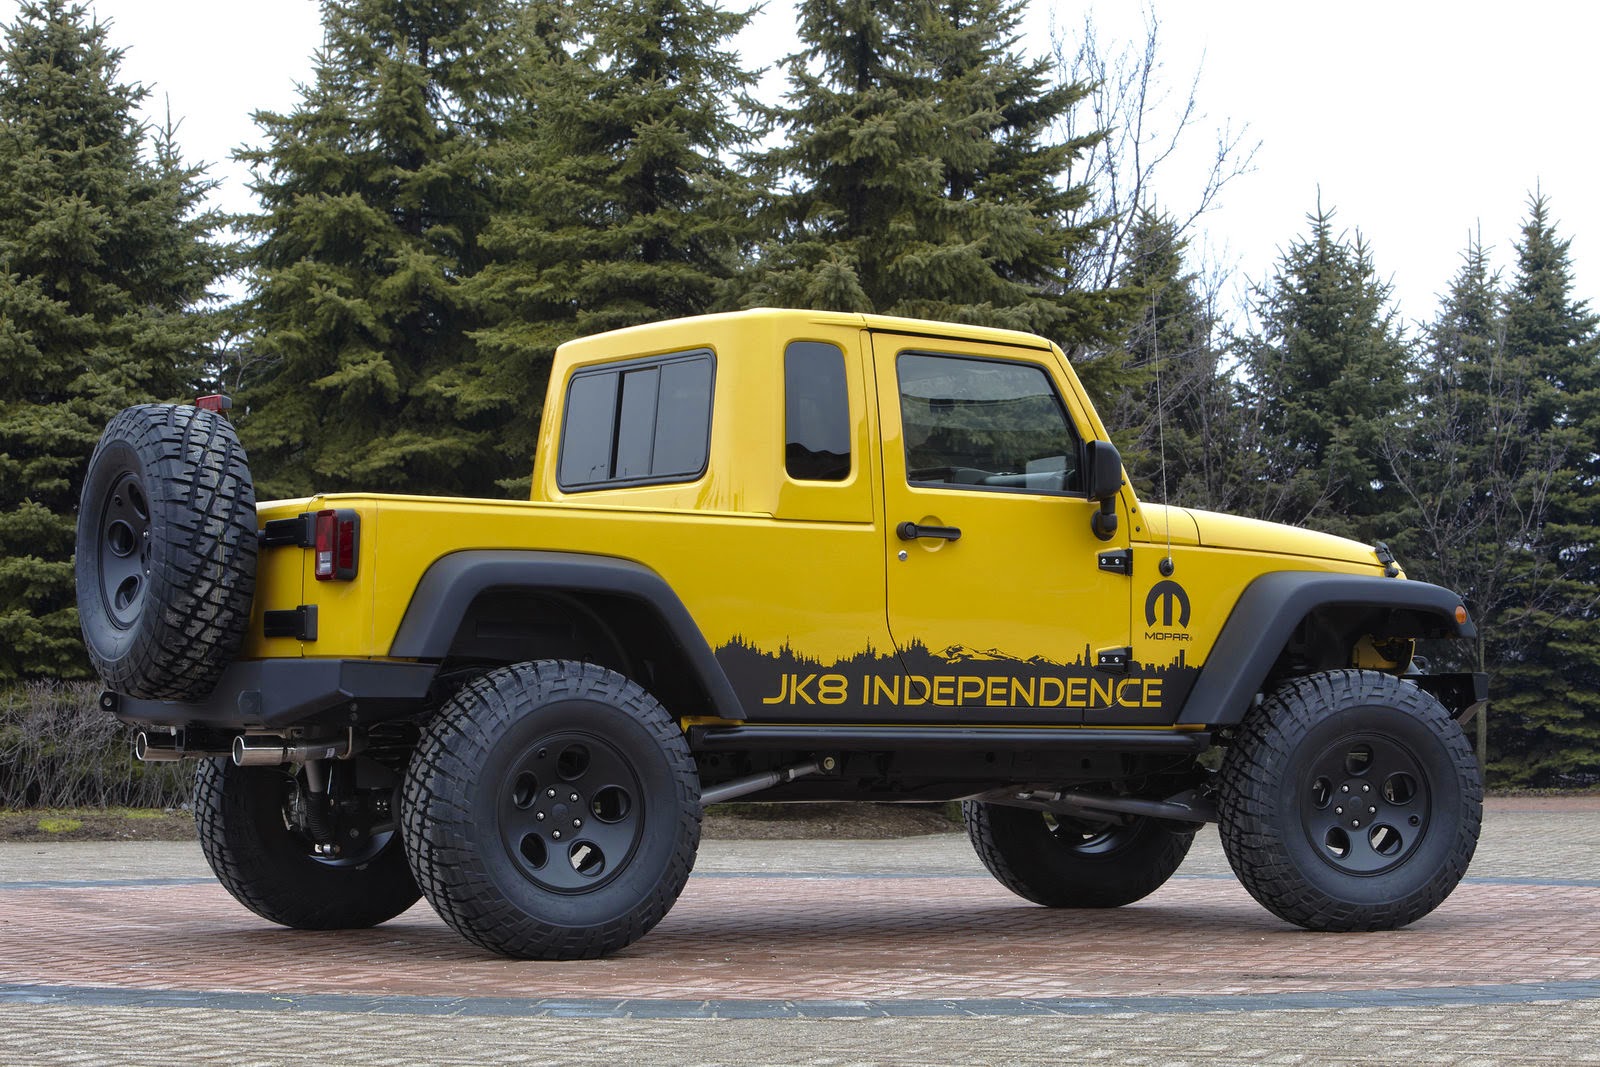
<box><xmin>1217</xmin><ymin>670</ymin><xmax>1482</xmax><ymax>931</ymax></box>
<box><xmin>194</xmin><ymin>758</ymin><xmax>420</xmax><ymax>929</ymax></box>
<box><xmin>963</xmin><ymin>801</ymin><xmax>1194</xmax><ymax>908</ymax></box>
<box><xmin>402</xmin><ymin>661</ymin><xmax>701</xmax><ymax>959</ymax></box>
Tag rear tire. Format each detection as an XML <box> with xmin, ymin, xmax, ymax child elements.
<box><xmin>963</xmin><ymin>801</ymin><xmax>1194</xmax><ymax>908</ymax></box>
<box><xmin>194</xmin><ymin>758</ymin><xmax>420</xmax><ymax>929</ymax></box>
<box><xmin>76</xmin><ymin>403</ymin><xmax>257</xmax><ymax>700</ymax></box>
<box><xmin>1217</xmin><ymin>670</ymin><xmax>1482</xmax><ymax>931</ymax></box>
<box><xmin>402</xmin><ymin>660</ymin><xmax>701</xmax><ymax>959</ymax></box>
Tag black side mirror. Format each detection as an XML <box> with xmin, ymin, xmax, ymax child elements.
<box><xmin>1083</xmin><ymin>440</ymin><xmax>1123</xmax><ymax>541</ymax></box>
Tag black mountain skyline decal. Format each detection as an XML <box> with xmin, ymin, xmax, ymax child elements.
<box><xmin>714</xmin><ymin>636</ymin><xmax>1198</xmax><ymax>726</ymax></box>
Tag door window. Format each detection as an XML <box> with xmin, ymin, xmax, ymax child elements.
<box><xmin>897</xmin><ymin>352</ymin><xmax>1080</xmax><ymax>493</ymax></box>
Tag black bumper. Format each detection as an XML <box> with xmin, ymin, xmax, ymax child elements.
<box><xmin>105</xmin><ymin>659</ymin><xmax>439</xmax><ymax>729</ymax></box>
<box><xmin>1409</xmin><ymin>671</ymin><xmax>1490</xmax><ymax>723</ymax></box>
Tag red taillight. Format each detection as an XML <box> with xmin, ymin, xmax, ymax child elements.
<box><xmin>194</xmin><ymin>394</ymin><xmax>232</xmax><ymax>413</ymax></box>
<box><xmin>313</xmin><ymin>509</ymin><xmax>359</xmax><ymax>581</ymax></box>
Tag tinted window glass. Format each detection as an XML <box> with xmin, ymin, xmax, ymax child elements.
<box><xmin>898</xmin><ymin>352</ymin><xmax>1079</xmax><ymax>492</ymax></box>
<box><xmin>785</xmin><ymin>341</ymin><xmax>850</xmax><ymax>481</ymax></box>
<box><xmin>652</xmin><ymin>357</ymin><xmax>713</xmax><ymax>477</ymax></box>
<box><xmin>559</xmin><ymin>372</ymin><xmax>619</xmax><ymax>486</ymax></box>
<box><xmin>557</xmin><ymin>351</ymin><xmax>714</xmax><ymax>490</ymax></box>
<box><xmin>614</xmin><ymin>366</ymin><xmax>660</xmax><ymax>479</ymax></box>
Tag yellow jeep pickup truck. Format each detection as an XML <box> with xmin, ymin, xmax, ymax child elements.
<box><xmin>75</xmin><ymin>308</ymin><xmax>1484</xmax><ymax>959</ymax></box>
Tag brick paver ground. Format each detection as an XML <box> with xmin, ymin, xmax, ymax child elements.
<box><xmin>2</xmin><ymin>797</ymin><xmax>1597</xmax><ymax>1064</ymax></box>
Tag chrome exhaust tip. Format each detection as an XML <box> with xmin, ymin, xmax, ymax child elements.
<box><xmin>134</xmin><ymin>730</ymin><xmax>229</xmax><ymax>762</ymax></box>
<box><xmin>134</xmin><ymin>731</ymin><xmax>184</xmax><ymax>762</ymax></box>
<box><xmin>232</xmin><ymin>734</ymin><xmax>353</xmax><ymax>767</ymax></box>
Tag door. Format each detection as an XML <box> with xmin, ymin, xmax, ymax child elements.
<box><xmin>871</xmin><ymin>333</ymin><xmax>1143</xmax><ymax>725</ymax></box>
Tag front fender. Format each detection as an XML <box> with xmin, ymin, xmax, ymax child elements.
<box><xmin>1177</xmin><ymin>572</ymin><xmax>1474</xmax><ymax>726</ymax></box>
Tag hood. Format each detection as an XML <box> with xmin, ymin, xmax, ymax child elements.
<box><xmin>1181</xmin><ymin>508</ymin><xmax>1385</xmax><ymax>569</ymax></box>
<box><xmin>1135</xmin><ymin>503</ymin><xmax>1201</xmax><ymax>545</ymax></box>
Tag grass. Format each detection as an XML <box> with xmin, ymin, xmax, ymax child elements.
<box><xmin>0</xmin><ymin>806</ymin><xmax>194</xmax><ymax>842</ymax></box>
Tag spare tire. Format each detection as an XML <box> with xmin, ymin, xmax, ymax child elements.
<box><xmin>76</xmin><ymin>403</ymin><xmax>258</xmax><ymax>700</ymax></box>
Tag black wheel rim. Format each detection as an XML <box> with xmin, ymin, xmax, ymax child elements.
<box><xmin>1042</xmin><ymin>811</ymin><xmax>1135</xmax><ymax>854</ymax></box>
<box><xmin>275</xmin><ymin>769</ymin><xmax>397</xmax><ymax>867</ymax></box>
<box><xmin>1301</xmin><ymin>731</ymin><xmax>1431</xmax><ymax>875</ymax></box>
<box><xmin>98</xmin><ymin>471</ymin><xmax>152</xmax><ymax>629</ymax></box>
<box><xmin>308</xmin><ymin>830</ymin><xmax>397</xmax><ymax>867</ymax></box>
<box><xmin>497</xmin><ymin>730</ymin><xmax>645</xmax><ymax>893</ymax></box>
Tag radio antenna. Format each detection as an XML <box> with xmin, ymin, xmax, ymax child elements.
<box><xmin>1152</xmin><ymin>283</ymin><xmax>1175</xmax><ymax>577</ymax></box>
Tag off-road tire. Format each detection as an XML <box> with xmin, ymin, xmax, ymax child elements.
<box><xmin>193</xmin><ymin>758</ymin><xmax>420</xmax><ymax>929</ymax></box>
<box><xmin>963</xmin><ymin>801</ymin><xmax>1194</xmax><ymax>908</ymax></box>
<box><xmin>1217</xmin><ymin>669</ymin><xmax>1482</xmax><ymax>931</ymax></box>
<box><xmin>76</xmin><ymin>403</ymin><xmax>256</xmax><ymax>700</ymax></box>
<box><xmin>402</xmin><ymin>660</ymin><xmax>701</xmax><ymax>960</ymax></box>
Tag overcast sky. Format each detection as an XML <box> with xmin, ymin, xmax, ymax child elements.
<box><xmin>3</xmin><ymin>0</ymin><xmax>1594</xmax><ymax>330</ymax></box>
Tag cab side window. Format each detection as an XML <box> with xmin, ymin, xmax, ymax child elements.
<box><xmin>558</xmin><ymin>351</ymin><xmax>714</xmax><ymax>490</ymax></box>
<box><xmin>785</xmin><ymin>341</ymin><xmax>851</xmax><ymax>481</ymax></box>
<box><xmin>897</xmin><ymin>352</ymin><xmax>1080</xmax><ymax>493</ymax></box>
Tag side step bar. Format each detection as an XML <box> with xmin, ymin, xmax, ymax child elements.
<box><xmin>689</xmin><ymin>725</ymin><xmax>1210</xmax><ymax>755</ymax></box>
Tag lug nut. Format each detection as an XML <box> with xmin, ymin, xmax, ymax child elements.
<box><xmin>573</xmin><ymin>819</ymin><xmax>582</xmax><ymax>828</ymax></box>
<box><xmin>547</xmin><ymin>788</ymin><xmax>556</xmax><ymax>798</ymax></box>
<box><xmin>552</xmin><ymin>830</ymin><xmax>562</xmax><ymax>840</ymax></box>
<box><xmin>569</xmin><ymin>792</ymin><xmax>579</xmax><ymax>802</ymax></box>
<box><xmin>1335</xmin><ymin>807</ymin><xmax>1344</xmax><ymax>814</ymax></box>
<box><xmin>535</xmin><ymin>812</ymin><xmax>545</xmax><ymax>821</ymax></box>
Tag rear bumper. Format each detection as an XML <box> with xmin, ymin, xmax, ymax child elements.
<box><xmin>106</xmin><ymin>659</ymin><xmax>439</xmax><ymax>729</ymax></box>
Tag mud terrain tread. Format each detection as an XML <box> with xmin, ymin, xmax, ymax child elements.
<box><xmin>1217</xmin><ymin>669</ymin><xmax>1482</xmax><ymax>931</ymax></box>
<box><xmin>193</xmin><ymin>757</ymin><xmax>420</xmax><ymax>929</ymax></box>
<box><xmin>77</xmin><ymin>403</ymin><xmax>257</xmax><ymax>700</ymax></box>
<box><xmin>402</xmin><ymin>660</ymin><xmax>700</xmax><ymax>960</ymax></box>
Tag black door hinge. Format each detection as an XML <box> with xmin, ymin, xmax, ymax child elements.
<box><xmin>1096</xmin><ymin>646</ymin><xmax>1132</xmax><ymax>673</ymax></box>
<box><xmin>1097</xmin><ymin>549</ymin><xmax>1132</xmax><ymax>576</ymax></box>
<box><xmin>264</xmin><ymin>605</ymin><xmax>318</xmax><ymax>641</ymax></box>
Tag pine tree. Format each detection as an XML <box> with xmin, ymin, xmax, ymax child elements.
<box><xmin>1383</xmin><ymin>234</ymin><xmax>1561</xmax><ymax>774</ymax></box>
<box><xmin>1105</xmin><ymin>210</ymin><xmax>1246</xmax><ymax>510</ymax></box>
<box><xmin>1484</xmin><ymin>194</ymin><xmax>1600</xmax><ymax>784</ymax></box>
<box><xmin>748</xmin><ymin>0</ymin><xmax>1127</xmax><ymax>378</ymax></box>
<box><xmin>236</xmin><ymin>0</ymin><xmax>526</xmax><ymax>500</ymax></box>
<box><xmin>1389</xmin><ymin>234</ymin><xmax>1517</xmax><ymax>672</ymax></box>
<box><xmin>893</xmin><ymin>0</ymin><xmax>1117</xmax><ymax>343</ymax></box>
<box><xmin>1238</xmin><ymin>203</ymin><xmax>1411</xmax><ymax>538</ymax></box>
<box><xmin>468</xmin><ymin>0</ymin><xmax>758</xmax><ymax>490</ymax></box>
<box><xmin>0</xmin><ymin>0</ymin><xmax>227</xmax><ymax>679</ymax></box>
<box><xmin>746</xmin><ymin>0</ymin><xmax>933</xmax><ymax>314</ymax></box>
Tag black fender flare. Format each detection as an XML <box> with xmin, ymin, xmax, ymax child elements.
<box><xmin>388</xmin><ymin>549</ymin><xmax>745</xmax><ymax>719</ymax></box>
<box><xmin>1176</xmin><ymin>573</ymin><xmax>1475</xmax><ymax>726</ymax></box>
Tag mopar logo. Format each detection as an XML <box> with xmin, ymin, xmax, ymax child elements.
<box><xmin>1145</xmin><ymin>580</ymin><xmax>1191</xmax><ymax>629</ymax></box>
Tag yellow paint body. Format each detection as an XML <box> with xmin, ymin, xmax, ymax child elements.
<box><xmin>243</xmin><ymin>308</ymin><xmax>1398</xmax><ymax>726</ymax></box>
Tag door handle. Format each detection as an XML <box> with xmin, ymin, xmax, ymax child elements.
<box><xmin>897</xmin><ymin>521</ymin><xmax>962</xmax><ymax>542</ymax></box>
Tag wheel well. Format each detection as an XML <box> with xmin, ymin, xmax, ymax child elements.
<box><xmin>1267</xmin><ymin>604</ymin><xmax>1442</xmax><ymax>683</ymax></box>
<box><xmin>437</xmin><ymin>589</ymin><xmax>714</xmax><ymax>717</ymax></box>
<box><xmin>1177</xmin><ymin>573</ymin><xmax>1472</xmax><ymax>727</ymax></box>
